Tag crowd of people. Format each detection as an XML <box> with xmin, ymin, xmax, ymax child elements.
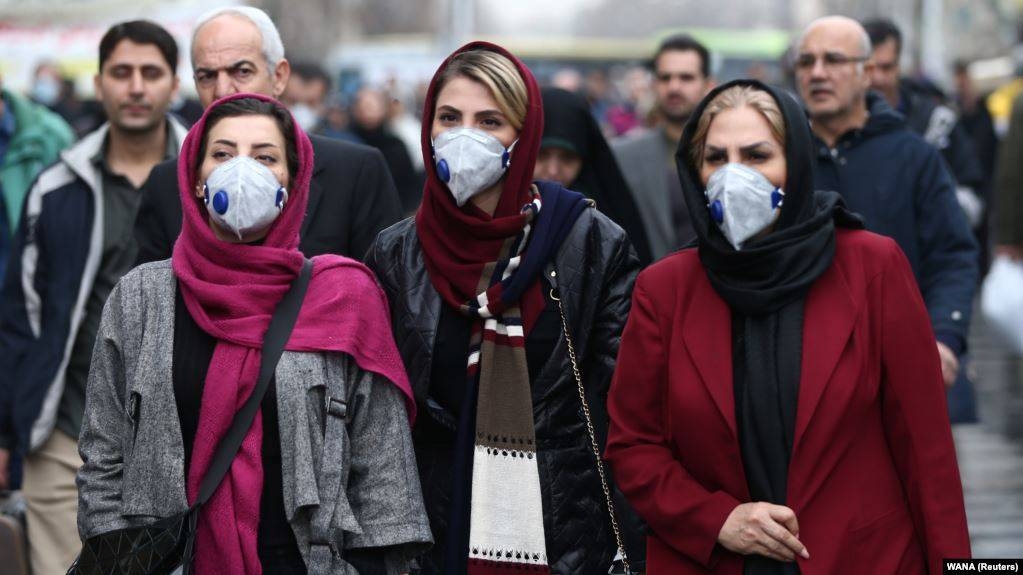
<box><xmin>0</xmin><ymin>4</ymin><xmax>1017</xmax><ymax>574</ymax></box>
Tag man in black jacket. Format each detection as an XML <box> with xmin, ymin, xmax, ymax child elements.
<box><xmin>133</xmin><ymin>6</ymin><xmax>402</xmax><ymax>264</ymax></box>
<box><xmin>862</xmin><ymin>18</ymin><xmax>987</xmax><ymax>231</ymax></box>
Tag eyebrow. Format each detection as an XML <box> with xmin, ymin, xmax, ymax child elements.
<box><xmin>194</xmin><ymin>59</ymin><xmax>258</xmax><ymax>74</ymax></box>
<box><xmin>704</xmin><ymin>141</ymin><xmax>774</xmax><ymax>153</ymax></box>
<box><xmin>740</xmin><ymin>141</ymin><xmax>773</xmax><ymax>152</ymax></box>
<box><xmin>210</xmin><ymin>140</ymin><xmax>280</xmax><ymax>151</ymax></box>
<box><xmin>436</xmin><ymin>104</ymin><xmax>505</xmax><ymax>118</ymax></box>
<box><xmin>107</xmin><ymin>62</ymin><xmax>167</xmax><ymax>70</ymax></box>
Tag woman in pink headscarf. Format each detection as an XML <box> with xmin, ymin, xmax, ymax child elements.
<box><xmin>76</xmin><ymin>93</ymin><xmax>432</xmax><ymax>574</ymax></box>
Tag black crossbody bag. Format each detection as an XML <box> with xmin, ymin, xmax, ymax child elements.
<box><xmin>68</xmin><ymin>259</ymin><xmax>313</xmax><ymax>575</ymax></box>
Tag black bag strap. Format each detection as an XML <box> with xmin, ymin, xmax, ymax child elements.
<box><xmin>195</xmin><ymin>258</ymin><xmax>313</xmax><ymax>505</ymax></box>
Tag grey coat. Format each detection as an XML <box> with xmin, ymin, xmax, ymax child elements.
<box><xmin>76</xmin><ymin>260</ymin><xmax>432</xmax><ymax>574</ymax></box>
<box><xmin>611</xmin><ymin>128</ymin><xmax>694</xmax><ymax>259</ymax></box>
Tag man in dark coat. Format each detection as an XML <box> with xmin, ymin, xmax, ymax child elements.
<box><xmin>795</xmin><ymin>16</ymin><xmax>978</xmax><ymax>391</ymax></box>
<box><xmin>133</xmin><ymin>6</ymin><xmax>402</xmax><ymax>265</ymax></box>
<box><xmin>862</xmin><ymin>18</ymin><xmax>987</xmax><ymax>233</ymax></box>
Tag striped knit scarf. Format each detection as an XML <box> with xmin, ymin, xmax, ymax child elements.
<box><xmin>464</xmin><ymin>189</ymin><xmax>549</xmax><ymax>574</ymax></box>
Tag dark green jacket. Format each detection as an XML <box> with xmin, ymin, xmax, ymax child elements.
<box><xmin>0</xmin><ymin>89</ymin><xmax>74</xmax><ymax>229</ymax></box>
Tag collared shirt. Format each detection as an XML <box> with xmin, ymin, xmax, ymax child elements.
<box><xmin>58</xmin><ymin>122</ymin><xmax>179</xmax><ymax>441</ymax></box>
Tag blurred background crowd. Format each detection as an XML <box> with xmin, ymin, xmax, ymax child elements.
<box><xmin>2</xmin><ymin>0</ymin><xmax>1023</xmax><ymax>565</ymax></box>
<box><xmin>2</xmin><ymin>0</ymin><xmax>1021</xmax><ymax>216</ymax></box>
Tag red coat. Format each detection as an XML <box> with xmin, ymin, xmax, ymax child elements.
<box><xmin>605</xmin><ymin>229</ymin><xmax>970</xmax><ymax>574</ymax></box>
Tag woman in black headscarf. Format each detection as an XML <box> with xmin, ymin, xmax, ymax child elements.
<box><xmin>604</xmin><ymin>80</ymin><xmax>970</xmax><ymax>574</ymax></box>
<box><xmin>536</xmin><ymin>87</ymin><xmax>653</xmax><ymax>264</ymax></box>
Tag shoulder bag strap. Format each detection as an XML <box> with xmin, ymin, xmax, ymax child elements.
<box><xmin>196</xmin><ymin>258</ymin><xmax>314</xmax><ymax>505</ymax></box>
<box><xmin>550</xmin><ymin>286</ymin><xmax>632</xmax><ymax>575</ymax></box>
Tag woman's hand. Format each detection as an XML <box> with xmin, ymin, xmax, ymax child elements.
<box><xmin>717</xmin><ymin>502</ymin><xmax>810</xmax><ymax>562</ymax></box>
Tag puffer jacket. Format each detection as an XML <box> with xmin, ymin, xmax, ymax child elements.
<box><xmin>813</xmin><ymin>93</ymin><xmax>978</xmax><ymax>356</ymax></box>
<box><xmin>365</xmin><ymin>204</ymin><xmax>646</xmax><ymax>574</ymax></box>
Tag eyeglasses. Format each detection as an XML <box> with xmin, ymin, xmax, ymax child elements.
<box><xmin>794</xmin><ymin>52</ymin><xmax>869</xmax><ymax>71</ymax></box>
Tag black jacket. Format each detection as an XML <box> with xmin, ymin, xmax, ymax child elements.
<box><xmin>365</xmin><ymin>206</ymin><xmax>646</xmax><ymax>574</ymax></box>
<box><xmin>133</xmin><ymin>135</ymin><xmax>403</xmax><ymax>263</ymax></box>
<box><xmin>900</xmin><ymin>83</ymin><xmax>986</xmax><ymax>194</ymax></box>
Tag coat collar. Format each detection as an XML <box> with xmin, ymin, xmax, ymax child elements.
<box><xmin>681</xmin><ymin>256</ymin><xmax>858</xmax><ymax>447</ymax></box>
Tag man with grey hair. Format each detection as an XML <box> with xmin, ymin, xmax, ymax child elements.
<box><xmin>795</xmin><ymin>16</ymin><xmax>978</xmax><ymax>394</ymax></box>
<box><xmin>134</xmin><ymin>6</ymin><xmax>403</xmax><ymax>264</ymax></box>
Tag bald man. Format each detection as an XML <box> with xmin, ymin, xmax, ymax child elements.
<box><xmin>795</xmin><ymin>16</ymin><xmax>978</xmax><ymax>391</ymax></box>
<box><xmin>133</xmin><ymin>6</ymin><xmax>403</xmax><ymax>264</ymax></box>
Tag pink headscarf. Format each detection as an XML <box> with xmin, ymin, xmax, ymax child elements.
<box><xmin>171</xmin><ymin>92</ymin><xmax>414</xmax><ymax>574</ymax></box>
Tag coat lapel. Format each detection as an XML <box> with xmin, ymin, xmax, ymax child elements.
<box><xmin>682</xmin><ymin>273</ymin><xmax>736</xmax><ymax>439</ymax></box>
<box><xmin>794</xmin><ymin>261</ymin><xmax>858</xmax><ymax>451</ymax></box>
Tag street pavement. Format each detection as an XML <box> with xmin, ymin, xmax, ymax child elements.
<box><xmin>957</xmin><ymin>306</ymin><xmax>1023</xmax><ymax>558</ymax></box>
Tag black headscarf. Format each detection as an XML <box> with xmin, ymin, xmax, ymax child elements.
<box><xmin>541</xmin><ymin>87</ymin><xmax>654</xmax><ymax>264</ymax></box>
<box><xmin>676</xmin><ymin>79</ymin><xmax>863</xmax><ymax>312</ymax></box>
<box><xmin>675</xmin><ymin>79</ymin><xmax>863</xmax><ymax>575</ymax></box>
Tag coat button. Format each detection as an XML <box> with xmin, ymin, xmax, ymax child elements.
<box><xmin>952</xmin><ymin>310</ymin><xmax>963</xmax><ymax>321</ymax></box>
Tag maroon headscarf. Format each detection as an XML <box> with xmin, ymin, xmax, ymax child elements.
<box><xmin>171</xmin><ymin>92</ymin><xmax>414</xmax><ymax>575</ymax></box>
<box><xmin>414</xmin><ymin>41</ymin><xmax>548</xmax><ymax>331</ymax></box>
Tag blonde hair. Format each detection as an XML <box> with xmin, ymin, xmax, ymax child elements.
<box><xmin>688</xmin><ymin>85</ymin><xmax>786</xmax><ymax>168</ymax></box>
<box><xmin>436</xmin><ymin>50</ymin><xmax>528</xmax><ymax>130</ymax></box>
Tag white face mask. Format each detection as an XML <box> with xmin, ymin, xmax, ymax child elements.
<box><xmin>704</xmin><ymin>162</ymin><xmax>785</xmax><ymax>250</ymax></box>
<box><xmin>432</xmin><ymin>127</ymin><xmax>516</xmax><ymax>207</ymax></box>
<box><xmin>32</xmin><ymin>76</ymin><xmax>61</xmax><ymax>107</ymax></box>
<box><xmin>290</xmin><ymin>104</ymin><xmax>320</xmax><ymax>132</ymax></box>
<box><xmin>203</xmin><ymin>155</ymin><xmax>288</xmax><ymax>240</ymax></box>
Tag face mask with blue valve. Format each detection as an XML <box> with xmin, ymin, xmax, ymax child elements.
<box><xmin>202</xmin><ymin>155</ymin><xmax>288</xmax><ymax>240</ymax></box>
<box><xmin>704</xmin><ymin>162</ymin><xmax>784</xmax><ymax>251</ymax></box>
<box><xmin>432</xmin><ymin>127</ymin><xmax>517</xmax><ymax>207</ymax></box>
